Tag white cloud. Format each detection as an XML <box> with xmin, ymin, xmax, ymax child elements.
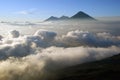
<box><xmin>34</xmin><ymin>29</ymin><xmax>57</xmax><ymax>41</ymax></box>
<box><xmin>0</xmin><ymin>29</ymin><xmax>120</xmax><ymax>80</ymax></box>
<box><xmin>0</xmin><ymin>46</ymin><xmax>119</xmax><ymax>80</ymax></box>
<box><xmin>56</xmin><ymin>30</ymin><xmax>120</xmax><ymax>47</ymax></box>
<box><xmin>0</xmin><ymin>29</ymin><xmax>120</xmax><ymax>60</ymax></box>
<box><xmin>16</xmin><ymin>8</ymin><xmax>37</xmax><ymax>15</ymax></box>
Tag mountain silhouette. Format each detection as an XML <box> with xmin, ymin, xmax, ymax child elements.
<box><xmin>59</xmin><ymin>16</ymin><xmax>70</xmax><ymax>20</ymax></box>
<box><xmin>45</xmin><ymin>16</ymin><xmax>69</xmax><ymax>21</ymax></box>
<box><xmin>45</xmin><ymin>16</ymin><xmax>59</xmax><ymax>21</ymax></box>
<box><xmin>45</xmin><ymin>11</ymin><xmax>96</xmax><ymax>21</ymax></box>
<box><xmin>71</xmin><ymin>11</ymin><xmax>95</xmax><ymax>20</ymax></box>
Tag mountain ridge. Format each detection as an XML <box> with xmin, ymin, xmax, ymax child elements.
<box><xmin>45</xmin><ymin>11</ymin><xmax>96</xmax><ymax>21</ymax></box>
<box><xmin>45</xmin><ymin>15</ymin><xmax>70</xmax><ymax>21</ymax></box>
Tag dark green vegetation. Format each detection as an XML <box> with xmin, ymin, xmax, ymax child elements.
<box><xmin>55</xmin><ymin>54</ymin><xmax>120</xmax><ymax>80</ymax></box>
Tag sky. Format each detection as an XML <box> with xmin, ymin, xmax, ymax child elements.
<box><xmin>0</xmin><ymin>0</ymin><xmax>120</xmax><ymax>21</ymax></box>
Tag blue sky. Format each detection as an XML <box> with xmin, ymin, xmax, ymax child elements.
<box><xmin>0</xmin><ymin>0</ymin><xmax>120</xmax><ymax>21</ymax></box>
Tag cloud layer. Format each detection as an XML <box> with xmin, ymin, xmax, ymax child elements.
<box><xmin>0</xmin><ymin>29</ymin><xmax>120</xmax><ymax>80</ymax></box>
<box><xmin>0</xmin><ymin>29</ymin><xmax>120</xmax><ymax>59</ymax></box>
<box><xmin>0</xmin><ymin>46</ymin><xmax>119</xmax><ymax>80</ymax></box>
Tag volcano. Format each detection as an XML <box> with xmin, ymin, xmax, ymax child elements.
<box><xmin>71</xmin><ymin>11</ymin><xmax>95</xmax><ymax>20</ymax></box>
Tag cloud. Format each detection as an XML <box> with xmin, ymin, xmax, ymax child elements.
<box><xmin>0</xmin><ymin>29</ymin><xmax>120</xmax><ymax>80</ymax></box>
<box><xmin>8</xmin><ymin>30</ymin><xmax>20</xmax><ymax>38</ymax></box>
<box><xmin>0</xmin><ymin>46</ymin><xmax>119</xmax><ymax>80</ymax></box>
<box><xmin>34</xmin><ymin>29</ymin><xmax>57</xmax><ymax>42</ymax></box>
<box><xmin>56</xmin><ymin>30</ymin><xmax>120</xmax><ymax>47</ymax></box>
<box><xmin>0</xmin><ymin>29</ymin><xmax>120</xmax><ymax>60</ymax></box>
<box><xmin>0</xmin><ymin>29</ymin><xmax>57</xmax><ymax>59</ymax></box>
<box><xmin>16</xmin><ymin>8</ymin><xmax>37</xmax><ymax>15</ymax></box>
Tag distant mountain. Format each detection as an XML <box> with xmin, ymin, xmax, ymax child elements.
<box><xmin>56</xmin><ymin>54</ymin><xmax>120</xmax><ymax>80</ymax></box>
<box><xmin>45</xmin><ymin>16</ymin><xmax>59</xmax><ymax>21</ymax></box>
<box><xmin>45</xmin><ymin>16</ymin><xmax>69</xmax><ymax>21</ymax></box>
<box><xmin>59</xmin><ymin>16</ymin><xmax>70</xmax><ymax>20</ymax></box>
<box><xmin>44</xmin><ymin>11</ymin><xmax>96</xmax><ymax>21</ymax></box>
<box><xmin>71</xmin><ymin>11</ymin><xmax>95</xmax><ymax>20</ymax></box>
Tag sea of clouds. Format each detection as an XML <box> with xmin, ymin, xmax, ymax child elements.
<box><xmin>0</xmin><ymin>27</ymin><xmax>120</xmax><ymax>80</ymax></box>
<box><xmin>0</xmin><ymin>19</ymin><xmax>120</xmax><ymax>80</ymax></box>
